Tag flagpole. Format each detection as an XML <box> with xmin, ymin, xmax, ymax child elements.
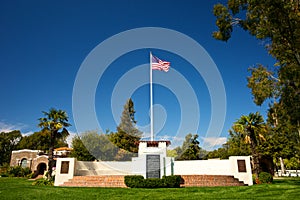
<box><xmin>150</xmin><ymin>52</ymin><xmax>154</xmax><ymax>141</ymax></box>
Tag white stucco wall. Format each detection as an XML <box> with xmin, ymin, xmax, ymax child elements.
<box><xmin>54</xmin><ymin>146</ymin><xmax>253</xmax><ymax>186</ymax></box>
<box><xmin>54</xmin><ymin>158</ymin><xmax>76</xmax><ymax>186</ymax></box>
<box><xmin>173</xmin><ymin>156</ymin><xmax>253</xmax><ymax>186</ymax></box>
<box><xmin>174</xmin><ymin>159</ymin><xmax>231</xmax><ymax>175</ymax></box>
<box><xmin>75</xmin><ymin>161</ymin><xmax>133</xmax><ymax>176</ymax></box>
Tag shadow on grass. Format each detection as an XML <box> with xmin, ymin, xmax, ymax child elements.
<box><xmin>273</xmin><ymin>178</ymin><xmax>300</xmax><ymax>186</ymax></box>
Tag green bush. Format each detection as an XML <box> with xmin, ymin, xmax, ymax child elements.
<box><xmin>163</xmin><ymin>175</ymin><xmax>181</xmax><ymax>188</ymax></box>
<box><xmin>252</xmin><ymin>174</ymin><xmax>258</xmax><ymax>184</ymax></box>
<box><xmin>143</xmin><ymin>178</ymin><xmax>164</xmax><ymax>188</ymax></box>
<box><xmin>7</xmin><ymin>166</ymin><xmax>23</xmax><ymax>177</ymax></box>
<box><xmin>258</xmin><ymin>172</ymin><xmax>273</xmax><ymax>184</ymax></box>
<box><xmin>0</xmin><ymin>164</ymin><xmax>9</xmax><ymax>174</ymax></box>
<box><xmin>26</xmin><ymin>172</ymin><xmax>35</xmax><ymax>179</ymax></box>
<box><xmin>0</xmin><ymin>173</ymin><xmax>9</xmax><ymax>177</ymax></box>
<box><xmin>22</xmin><ymin>167</ymin><xmax>32</xmax><ymax>177</ymax></box>
<box><xmin>124</xmin><ymin>175</ymin><xmax>181</xmax><ymax>188</ymax></box>
<box><xmin>32</xmin><ymin>178</ymin><xmax>54</xmax><ymax>186</ymax></box>
<box><xmin>124</xmin><ymin>175</ymin><xmax>144</xmax><ymax>188</ymax></box>
<box><xmin>6</xmin><ymin>166</ymin><xmax>32</xmax><ymax>177</ymax></box>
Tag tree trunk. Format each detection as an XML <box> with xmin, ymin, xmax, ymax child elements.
<box><xmin>47</xmin><ymin>130</ymin><xmax>55</xmax><ymax>180</ymax></box>
<box><xmin>251</xmin><ymin>143</ymin><xmax>260</xmax><ymax>180</ymax></box>
<box><xmin>249</xmin><ymin>130</ymin><xmax>260</xmax><ymax>182</ymax></box>
<box><xmin>279</xmin><ymin>157</ymin><xmax>286</xmax><ymax>175</ymax></box>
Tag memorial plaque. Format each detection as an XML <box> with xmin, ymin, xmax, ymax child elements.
<box><xmin>237</xmin><ymin>160</ymin><xmax>247</xmax><ymax>172</ymax></box>
<box><xmin>146</xmin><ymin>155</ymin><xmax>160</xmax><ymax>178</ymax></box>
<box><xmin>61</xmin><ymin>161</ymin><xmax>70</xmax><ymax>174</ymax></box>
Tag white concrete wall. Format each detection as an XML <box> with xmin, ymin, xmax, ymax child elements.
<box><xmin>75</xmin><ymin>161</ymin><xmax>133</xmax><ymax>176</ymax></box>
<box><xmin>54</xmin><ymin>156</ymin><xmax>253</xmax><ymax>186</ymax></box>
<box><xmin>229</xmin><ymin>156</ymin><xmax>253</xmax><ymax>186</ymax></box>
<box><xmin>174</xmin><ymin>159</ymin><xmax>231</xmax><ymax>175</ymax></box>
<box><xmin>138</xmin><ymin>143</ymin><xmax>167</xmax><ymax>157</ymax></box>
<box><xmin>173</xmin><ymin>156</ymin><xmax>253</xmax><ymax>186</ymax></box>
<box><xmin>54</xmin><ymin>158</ymin><xmax>76</xmax><ymax>186</ymax></box>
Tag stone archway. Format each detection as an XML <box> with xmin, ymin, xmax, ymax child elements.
<box><xmin>37</xmin><ymin>163</ymin><xmax>47</xmax><ymax>175</ymax></box>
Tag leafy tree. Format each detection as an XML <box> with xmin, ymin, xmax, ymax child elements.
<box><xmin>226</xmin><ymin>129</ymin><xmax>251</xmax><ymax>157</ymax></box>
<box><xmin>213</xmin><ymin>0</ymin><xmax>300</xmax><ymax>66</ymax></box>
<box><xmin>18</xmin><ymin>130</ymin><xmax>68</xmax><ymax>151</ymax></box>
<box><xmin>284</xmin><ymin>157</ymin><xmax>300</xmax><ymax>170</ymax></box>
<box><xmin>69</xmin><ymin>135</ymin><xmax>95</xmax><ymax>161</ymax></box>
<box><xmin>213</xmin><ymin>0</ymin><xmax>300</xmax><ymax>138</ymax></box>
<box><xmin>205</xmin><ymin>129</ymin><xmax>251</xmax><ymax>160</ymax></box>
<box><xmin>167</xmin><ymin>149</ymin><xmax>178</xmax><ymax>158</ymax></box>
<box><xmin>80</xmin><ymin>131</ymin><xmax>118</xmax><ymax>161</ymax></box>
<box><xmin>177</xmin><ymin>134</ymin><xmax>202</xmax><ymax>160</ymax></box>
<box><xmin>0</xmin><ymin>130</ymin><xmax>22</xmax><ymax>166</ymax></box>
<box><xmin>109</xmin><ymin>99</ymin><xmax>142</xmax><ymax>154</ymax></box>
<box><xmin>205</xmin><ymin>145</ymin><xmax>229</xmax><ymax>160</ymax></box>
<box><xmin>247</xmin><ymin>65</ymin><xmax>299</xmax><ymax>173</ymax></box>
<box><xmin>38</xmin><ymin>108</ymin><xmax>71</xmax><ymax>179</ymax></box>
<box><xmin>109</xmin><ymin>130</ymin><xmax>139</xmax><ymax>154</ymax></box>
<box><xmin>114</xmin><ymin>148</ymin><xmax>136</xmax><ymax>161</ymax></box>
<box><xmin>233</xmin><ymin>112</ymin><xmax>267</xmax><ymax>180</ymax></box>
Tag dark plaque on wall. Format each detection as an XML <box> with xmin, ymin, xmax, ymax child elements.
<box><xmin>146</xmin><ymin>155</ymin><xmax>160</xmax><ymax>178</ymax></box>
<box><xmin>237</xmin><ymin>160</ymin><xmax>247</xmax><ymax>172</ymax></box>
<box><xmin>61</xmin><ymin>161</ymin><xmax>70</xmax><ymax>174</ymax></box>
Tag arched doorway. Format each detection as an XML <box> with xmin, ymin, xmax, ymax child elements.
<box><xmin>20</xmin><ymin>158</ymin><xmax>27</xmax><ymax>168</ymax></box>
<box><xmin>37</xmin><ymin>163</ymin><xmax>47</xmax><ymax>175</ymax></box>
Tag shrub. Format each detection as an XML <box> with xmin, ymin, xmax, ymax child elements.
<box><xmin>252</xmin><ymin>174</ymin><xmax>258</xmax><ymax>184</ymax></box>
<box><xmin>7</xmin><ymin>166</ymin><xmax>23</xmax><ymax>177</ymax></box>
<box><xmin>124</xmin><ymin>175</ymin><xmax>181</xmax><ymax>188</ymax></box>
<box><xmin>32</xmin><ymin>178</ymin><xmax>54</xmax><ymax>186</ymax></box>
<box><xmin>6</xmin><ymin>166</ymin><xmax>32</xmax><ymax>177</ymax></box>
<box><xmin>163</xmin><ymin>175</ymin><xmax>181</xmax><ymax>188</ymax></box>
<box><xmin>0</xmin><ymin>164</ymin><xmax>9</xmax><ymax>174</ymax></box>
<box><xmin>143</xmin><ymin>178</ymin><xmax>164</xmax><ymax>188</ymax></box>
<box><xmin>124</xmin><ymin>175</ymin><xmax>144</xmax><ymax>188</ymax></box>
<box><xmin>258</xmin><ymin>172</ymin><xmax>273</xmax><ymax>184</ymax></box>
<box><xmin>22</xmin><ymin>167</ymin><xmax>32</xmax><ymax>177</ymax></box>
<box><xmin>26</xmin><ymin>172</ymin><xmax>35</xmax><ymax>179</ymax></box>
<box><xmin>0</xmin><ymin>173</ymin><xmax>9</xmax><ymax>177</ymax></box>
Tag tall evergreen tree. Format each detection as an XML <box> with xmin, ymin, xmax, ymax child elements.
<box><xmin>177</xmin><ymin>134</ymin><xmax>202</xmax><ymax>160</ymax></box>
<box><xmin>109</xmin><ymin>98</ymin><xmax>142</xmax><ymax>154</ymax></box>
<box><xmin>117</xmin><ymin>98</ymin><xmax>142</xmax><ymax>138</ymax></box>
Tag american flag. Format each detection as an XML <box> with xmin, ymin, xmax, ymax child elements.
<box><xmin>152</xmin><ymin>54</ymin><xmax>170</xmax><ymax>72</ymax></box>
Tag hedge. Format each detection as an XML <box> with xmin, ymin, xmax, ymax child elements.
<box><xmin>124</xmin><ymin>175</ymin><xmax>181</xmax><ymax>188</ymax></box>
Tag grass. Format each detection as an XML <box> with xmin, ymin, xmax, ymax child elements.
<box><xmin>0</xmin><ymin>177</ymin><xmax>300</xmax><ymax>200</ymax></box>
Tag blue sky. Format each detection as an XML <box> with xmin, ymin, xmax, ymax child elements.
<box><xmin>0</xmin><ymin>0</ymin><xmax>275</xmax><ymax>149</ymax></box>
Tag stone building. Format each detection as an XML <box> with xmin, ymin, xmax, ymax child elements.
<box><xmin>10</xmin><ymin>147</ymin><xmax>72</xmax><ymax>177</ymax></box>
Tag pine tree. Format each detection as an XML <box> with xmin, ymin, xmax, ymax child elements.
<box><xmin>177</xmin><ymin>134</ymin><xmax>202</xmax><ymax>160</ymax></box>
<box><xmin>117</xmin><ymin>98</ymin><xmax>142</xmax><ymax>138</ymax></box>
<box><xmin>109</xmin><ymin>98</ymin><xmax>142</xmax><ymax>153</ymax></box>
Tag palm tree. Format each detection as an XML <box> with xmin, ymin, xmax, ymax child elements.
<box><xmin>38</xmin><ymin>108</ymin><xmax>71</xmax><ymax>179</ymax></box>
<box><xmin>233</xmin><ymin>112</ymin><xmax>266</xmax><ymax>181</ymax></box>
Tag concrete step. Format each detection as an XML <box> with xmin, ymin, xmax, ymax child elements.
<box><xmin>61</xmin><ymin>175</ymin><xmax>247</xmax><ymax>188</ymax></box>
<box><xmin>61</xmin><ymin>175</ymin><xmax>126</xmax><ymax>188</ymax></box>
<box><xmin>180</xmin><ymin>175</ymin><xmax>247</xmax><ymax>187</ymax></box>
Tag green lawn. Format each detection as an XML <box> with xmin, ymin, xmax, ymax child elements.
<box><xmin>0</xmin><ymin>177</ymin><xmax>299</xmax><ymax>200</ymax></box>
